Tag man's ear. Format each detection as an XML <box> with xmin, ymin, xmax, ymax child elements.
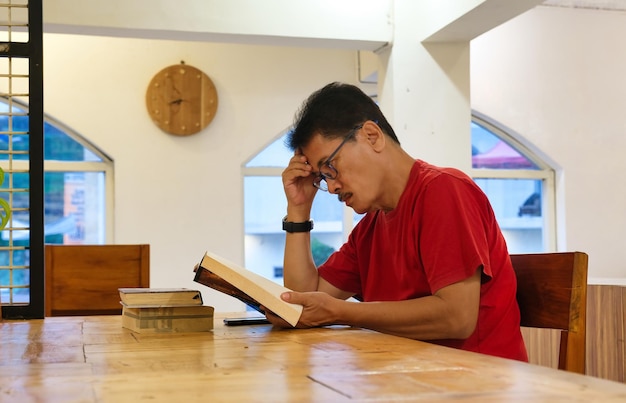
<box><xmin>363</xmin><ymin>120</ymin><xmax>386</xmax><ymax>152</ymax></box>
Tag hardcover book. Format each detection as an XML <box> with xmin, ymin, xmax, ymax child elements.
<box><xmin>118</xmin><ymin>287</ymin><xmax>203</xmax><ymax>308</ymax></box>
<box><xmin>193</xmin><ymin>251</ymin><xmax>303</xmax><ymax>327</ymax></box>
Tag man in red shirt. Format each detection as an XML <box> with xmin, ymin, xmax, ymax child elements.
<box><xmin>267</xmin><ymin>82</ymin><xmax>528</xmax><ymax>361</ymax></box>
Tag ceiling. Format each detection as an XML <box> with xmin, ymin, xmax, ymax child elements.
<box><xmin>542</xmin><ymin>0</ymin><xmax>626</xmax><ymax>11</ymax></box>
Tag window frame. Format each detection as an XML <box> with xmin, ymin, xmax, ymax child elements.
<box><xmin>43</xmin><ymin>115</ymin><xmax>115</xmax><ymax>244</ymax></box>
<box><xmin>0</xmin><ymin>101</ymin><xmax>114</xmax><ymax>312</ymax></box>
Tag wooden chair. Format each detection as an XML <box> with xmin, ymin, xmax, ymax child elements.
<box><xmin>510</xmin><ymin>251</ymin><xmax>588</xmax><ymax>374</ymax></box>
<box><xmin>45</xmin><ymin>244</ymin><xmax>150</xmax><ymax>316</ymax></box>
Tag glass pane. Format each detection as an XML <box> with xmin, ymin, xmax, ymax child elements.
<box><xmin>0</xmin><ymin>168</ymin><xmax>29</xmax><ymax>303</ymax></box>
<box><xmin>471</xmin><ymin>122</ymin><xmax>538</xmax><ymax>170</ymax></box>
<box><xmin>45</xmin><ymin>122</ymin><xmax>101</xmax><ymax>162</ymax></box>
<box><xmin>246</xmin><ymin>133</ymin><xmax>292</xmax><ymax>168</ymax></box>
<box><xmin>244</xmin><ymin>176</ymin><xmax>286</xmax><ymax>234</ymax></box>
<box><xmin>0</xmin><ymin>171</ymin><xmax>28</xmax><ymax>222</ymax></box>
<box><xmin>310</xmin><ymin>191</ymin><xmax>343</xmax><ymax>267</ymax></box>
<box><xmin>0</xmin><ymin>171</ymin><xmax>105</xmax><ymax>245</ymax></box>
<box><xmin>0</xmin><ymin>102</ymin><xmax>29</xmax><ymax>161</ymax></box>
<box><xmin>44</xmin><ymin>172</ymin><xmax>106</xmax><ymax>244</ymax></box>
<box><xmin>244</xmin><ymin>176</ymin><xmax>344</xmax><ymax>284</ymax></box>
<box><xmin>475</xmin><ymin>178</ymin><xmax>544</xmax><ymax>253</ymax></box>
<box><xmin>243</xmin><ymin>176</ymin><xmax>286</xmax><ymax>284</ymax></box>
<box><xmin>0</xmin><ymin>266</ymin><xmax>30</xmax><ymax>305</ymax></box>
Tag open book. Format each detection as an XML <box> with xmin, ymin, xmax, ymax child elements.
<box><xmin>193</xmin><ymin>251</ymin><xmax>303</xmax><ymax>327</ymax></box>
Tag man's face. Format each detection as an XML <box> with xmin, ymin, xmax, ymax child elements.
<box><xmin>302</xmin><ymin>127</ymin><xmax>379</xmax><ymax>214</ymax></box>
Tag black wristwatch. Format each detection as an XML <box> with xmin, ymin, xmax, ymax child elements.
<box><xmin>282</xmin><ymin>216</ymin><xmax>314</xmax><ymax>233</ymax></box>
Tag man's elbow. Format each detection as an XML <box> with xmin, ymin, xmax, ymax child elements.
<box><xmin>448</xmin><ymin>312</ymin><xmax>478</xmax><ymax>339</ymax></box>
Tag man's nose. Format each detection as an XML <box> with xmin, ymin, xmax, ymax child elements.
<box><xmin>327</xmin><ymin>178</ymin><xmax>341</xmax><ymax>194</ymax></box>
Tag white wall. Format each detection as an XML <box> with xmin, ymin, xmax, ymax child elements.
<box><xmin>472</xmin><ymin>6</ymin><xmax>626</xmax><ymax>281</ymax></box>
<box><xmin>39</xmin><ymin>5</ymin><xmax>626</xmax><ymax>313</ymax></box>
<box><xmin>43</xmin><ymin>34</ymin><xmax>359</xmax><ymax>310</ymax></box>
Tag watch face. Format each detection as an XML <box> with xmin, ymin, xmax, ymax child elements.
<box><xmin>146</xmin><ymin>64</ymin><xmax>218</xmax><ymax>136</ymax></box>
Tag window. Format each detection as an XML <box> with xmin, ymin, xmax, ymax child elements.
<box><xmin>243</xmin><ymin>113</ymin><xmax>555</xmax><ymax>284</ymax></box>
<box><xmin>471</xmin><ymin>111</ymin><xmax>555</xmax><ymax>253</ymax></box>
<box><xmin>0</xmin><ymin>99</ymin><xmax>112</xmax><ymax>305</ymax></box>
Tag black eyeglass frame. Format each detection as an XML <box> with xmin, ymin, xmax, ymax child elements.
<box><xmin>312</xmin><ymin>124</ymin><xmax>363</xmax><ymax>191</ymax></box>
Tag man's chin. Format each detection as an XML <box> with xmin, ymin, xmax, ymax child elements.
<box><xmin>350</xmin><ymin>204</ymin><xmax>368</xmax><ymax>215</ymax></box>
<box><xmin>341</xmin><ymin>193</ymin><xmax>367</xmax><ymax>214</ymax></box>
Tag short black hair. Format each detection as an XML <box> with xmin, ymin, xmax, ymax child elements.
<box><xmin>287</xmin><ymin>82</ymin><xmax>399</xmax><ymax>151</ymax></box>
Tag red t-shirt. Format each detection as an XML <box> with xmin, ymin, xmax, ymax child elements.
<box><xmin>318</xmin><ymin>160</ymin><xmax>528</xmax><ymax>361</ymax></box>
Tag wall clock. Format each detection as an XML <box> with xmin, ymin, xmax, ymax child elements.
<box><xmin>145</xmin><ymin>62</ymin><xmax>218</xmax><ymax>136</ymax></box>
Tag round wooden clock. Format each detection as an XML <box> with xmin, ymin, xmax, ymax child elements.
<box><xmin>145</xmin><ymin>63</ymin><xmax>218</xmax><ymax>136</ymax></box>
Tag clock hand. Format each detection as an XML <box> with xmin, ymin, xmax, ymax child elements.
<box><xmin>169</xmin><ymin>98</ymin><xmax>184</xmax><ymax>105</ymax></box>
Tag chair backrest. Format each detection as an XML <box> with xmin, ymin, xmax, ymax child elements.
<box><xmin>510</xmin><ymin>251</ymin><xmax>588</xmax><ymax>374</ymax></box>
<box><xmin>45</xmin><ymin>244</ymin><xmax>150</xmax><ymax>316</ymax></box>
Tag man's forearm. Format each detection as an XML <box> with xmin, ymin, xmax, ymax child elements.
<box><xmin>283</xmin><ymin>231</ymin><xmax>319</xmax><ymax>292</ymax></box>
<box><xmin>333</xmin><ymin>270</ymin><xmax>481</xmax><ymax>340</ymax></box>
<box><xmin>334</xmin><ymin>296</ymin><xmax>476</xmax><ymax>340</ymax></box>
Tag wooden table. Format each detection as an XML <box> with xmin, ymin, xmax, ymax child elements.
<box><xmin>1</xmin><ymin>315</ymin><xmax>626</xmax><ymax>402</ymax></box>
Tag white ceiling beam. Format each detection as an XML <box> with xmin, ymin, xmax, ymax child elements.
<box><xmin>423</xmin><ymin>0</ymin><xmax>545</xmax><ymax>42</ymax></box>
<box><xmin>43</xmin><ymin>0</ymin><xmax>393</xmax><ymax>51</ymax></box>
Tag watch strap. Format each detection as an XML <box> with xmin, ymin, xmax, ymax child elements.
<box><xmin>282</xmin><ymin>216</ymin><xmax>314</xmax><ymax>233</ymax></box>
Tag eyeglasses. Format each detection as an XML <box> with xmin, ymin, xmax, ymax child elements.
<box><xmin>313</xmin><ymin>124</ymin><xmax>363</xmax><ymax>191</ymax></box>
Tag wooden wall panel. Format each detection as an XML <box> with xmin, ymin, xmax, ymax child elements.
<box><xmin>521</xmin><ymin>327</ymin><xmax>560</xmax><ymax>369</ymax></box>
<box><xmin>586</xmin><ymin>284</ymin><xmax>625</xmax><ymax>382</ymax></box>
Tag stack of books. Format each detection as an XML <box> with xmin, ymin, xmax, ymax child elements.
<box><xmin>119</xmin><ymin>288</ymin><xmax>214</xmax><ymax>333</ymax></box>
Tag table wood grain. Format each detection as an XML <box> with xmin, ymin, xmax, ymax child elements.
<box><xmin>1</xmin><ymin>314</ymin><xmax>626</xmax><ymax>402</ymax></box>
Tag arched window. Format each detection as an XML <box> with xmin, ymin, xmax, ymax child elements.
<box><xmin>0</xmin><ymin>99</ymin><xmax>112</xmax><ymax>305</ymax></box>
<box><xmin>471</xmin><ymin>111</ymin><xmax>555</xmax><ymax>253</ymax></box>
<box><xmin>243</xmin><ymin>112</ymin><xmax>555</xmax><ymax>283</ymax></box>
